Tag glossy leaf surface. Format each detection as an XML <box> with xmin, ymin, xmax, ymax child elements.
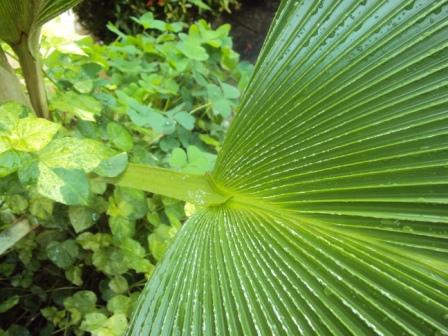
<box><xmin>129</xmin><ymin>0</ymin><xmax>448</xmax><ymax>334</ymax></box>
<box><xmin>0</xmin><ymin>0</ymin><xmax>81</xmax><ymax>47</ymax></box>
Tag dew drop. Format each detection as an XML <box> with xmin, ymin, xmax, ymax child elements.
<box><xmin>403</xmin><ymin>226</ymin><xmax>413</xmax><ymax>233</ymax></box>
<box><xmin>380</xmin><ymin>218</ymin><xmax>395</xmax><ymax>225</ymax></box>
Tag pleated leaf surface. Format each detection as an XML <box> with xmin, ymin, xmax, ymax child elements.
<box><xmin>0</xmin><ymin>0</ymin><xmax>81</xmax><ymax>46</ymax></box>
<box><xmin>129</xmin><ymin>0</ymin><xmax>448</xmax><ymax>335</ymax></box>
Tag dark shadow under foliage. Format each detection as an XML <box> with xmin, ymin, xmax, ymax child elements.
<box><xmin>74</xmin><ymin>0</ymin><xmax>279</xmax><ymax>61</ymax></box>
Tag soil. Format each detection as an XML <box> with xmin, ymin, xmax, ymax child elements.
<box><xmin>217</xmin><ymin>0</ymin><xmax>280</xmax><ymax>62</ymax></box>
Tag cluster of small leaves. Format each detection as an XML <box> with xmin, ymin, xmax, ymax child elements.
<box><xmin>74</xmin><ymin>0</ymin><xmax>241</xmax><ymax>42</ymax></box>
<box><xmin>47</xmin><ymin>14</ymin><xmax>251</xmax><ymax>168</ymax></box>
<box><xmin>0</xmin><ymin>102</ymin><xmax>119</xmax><ymax>207</ymax></box>
<box><xmin>0</xmin><ymin>15</ymin><xmax>250</xmax><ymax>335</ymax></box>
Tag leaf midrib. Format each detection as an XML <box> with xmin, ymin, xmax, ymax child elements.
<box><xmin>218</xmin><ymin>187</ymin><xmax>448</xmax><ymax>278</ymax></box>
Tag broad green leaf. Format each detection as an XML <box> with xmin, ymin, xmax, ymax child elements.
<box><xmin>168</xmin><ymin>147</ymin><xmax>187</xmax><ymax>168</ymax></box>
<box><xmin>127</xmin><ymin>258</ymin><xmax>153</xmax><ymax>275</ymax></box>
<box><xmin>128</xmin><ymin>1</ymin><xmax>448</xmax><ymax>335</ymax></box>
<box><xmin>147</xmin><ymin>224</ymin><xmax>177</xmax><ymax>261</ymax></box>
<box><xmin>37</xmin><ymin>164</ymin><xmax>90</xmax><ymax>205</ymax></box>
<box><xmin>109</xmin><ymin>216</ymin><xmax>135</xmax><ymax>241</ymax></box>
<box><xmin>0</xmin><ymin>295</ymin><xmax>19</xmax><ymax>313</ymax></box>
<box><xmin>169</xmin><ymin>146</ymin><xmax>216</xmax><ymax>174</ymax></box>
<box><xmin>0</xmin><ymin>150</ymin><xmax>21</xmax><ymax>177</ymax></box>
<box><xmin>8</xmin><ymin>117</ymin><xmax>60</xmax><ymax>152</ymax></box>
<box><xmin>46</xmin><ymin>239</ymin><xmax>79</xmax><ymax>269</ymax></box>
<box><xmin>120</xmin><ymin>238</ymin><xmax>145</xmax><ymax>258</ymax></box>
<box><xmin>107</xmin><ymin>122</ymin><xmax>133</xmax><ymax>152</ymax></box>
<box><xmin>177</xmin><ymin>39</ymin><xmax>208</xmax><ymax>61</ymax></box>
<box><xmin>109</xmin><ymin>275</ymin><xmax>128</xmax><ymax>294</ymax></box>
<box><xmin>0</xmin><ymin>137</ymin><xmax>10</xmax><ymax>154</ymax></box>
<box><xmin>5</xmin><ymin>194</ymin><xmax>28</xmax><ymax>214</ymax></box>
<box><xmin>173</xmin><ymin>111</ymin><xmax>195</xmax><ymax>130</ymax></box>
<box><xmin>94</xmin><ymin>153</ymin><xmax>128</xmax><ymax>178</ymax></box>
<box><xmin>109</xmin><ymin>58</ymin><xmax>142</xmax><ymax>74</ymax></box>
<box><xmin>0</xmin><ymin>220</ymin><xmax>32</xmax><ymax>255</ymax></box>
<box><xmin>104</xmin><ymin>313</ymin><xmax>128</xmax><ymax>335</ymax></box>
<box><xmin>107</xmin><ymin>295</ymin><xmax>131</xmax><ymax>315</ymax></box>
<box><xmin>107</xmin><ymin>187</ymin><xmax>147</xmax><ymax>221</ymax></box>
<box><xmin>51</xmin><ymin>91</ymin><xmax>102</xmax><ymax>121</ymax></box>
<box><xmin>81</xmin><ymin>62</ymin><xmax>102</xmax><ymax>78</ymax></box>
<box><xmin>207</xmin><ymin>83</ymin><xmax>234</xmax><ymax>117</ymax></box>
<box><xmin>221</xmin><ymin>82</ymin><xmax>240</xmax><ymax>99</ymax></box>
<box><xmin>64</xmin><ymin>290</ymin><xmax>97</xmax><ymax>316</ymax></box>
<box><xmin>69</xmin><ymin>206</ymin><xmax>95</xmax><ymax>233</ymax></box>
<box><xmin>81</xmin><ymin>312</ymin><xmax>127</xmax><ymax>336</ymax></box>
<box><xmin>92</xmin><ymin>247</ymin><xmax>129</xmax><ymax>275</ymax></box>
<box><xmin>117</xmin><ymin>91</ymin><xmax>175</xmax><ymax>134</ymax></box>
<box><xmin>185</xmin><ymin>146</ymin><xmax>216</xmax><ymax>173</ymax></box>
<box><xmin>73</xmin><ymin>79</ymin><xmax>94</xmax><ymax>94</ymax></box>
<box><xmin>127</xmin><ymin>104</ymin><xmax>170</xmax><ymax>132</ymax></box>
<box><xmin>80</xmin><ymin>312</ymin><xmax>108</xmax><ymax>332</ymax></box>
<box><xmin>65</xmin><ymin>265</ymin><xmax>83</xmax><ymax>286</ymax></box>
<box><xmin>159</xmin><ymin>137</ymin><xmax>180</xmax><ymax>152</ymax></box>
<box><xmin>132</xmin><ymin>12</ymin><xmax>167</xmax><ymax>31</ymax></box>
<box><xmin>17</xmin><ymin>156</ymin><xmax>39</xmax><ymax>184</ymax></box>
<box><xmin>38</xmin><ymin>138</ymin><xmax>113</xmax><ymax>172</ymax></box>
<box><xmin>165</xmin><ymin>22</ymin><xmax>183</xmax><ymax>33</ymax></box>
<box><xmin>29</xmin><ymin>195</ymin><xmax>53</xmax><ymax>220</ymax></box>
<box><xmin>139</xmin><ymin>74</ymin><xmax>179</xmax><ymax>96</ymax></box>
<box><xmin>190</xmin><ymin>20</ymin><xmax>227</xmax><ymax>47</ymax></box>
<box><xmin>0</xmin><ymin>101</ymin><xmax>29</xmax><ymax>131</ymax></box>
<box><xmin>119</xmin><ymin>238</ymin><xmax>154</xmax><ymax>274</ymax></box>
<box><xmin>77</xmin><ymin>232</ymin><xmax>112</xmax><ymax>252</ymax></box>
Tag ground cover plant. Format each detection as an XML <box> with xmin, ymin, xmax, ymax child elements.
<box><xmin>126</xmin><ymin>0</ymin><xmax>448</xmax><ymax>334</ymax></box>
<box><xmin>74</xmin><ymin>0</ymin><xmax>242</xmax><ymax>42</ymax></box>
<box><xmin>0</xmin><ymin>1</ymin><xmax>249</xmax><ymax>334</ymax></box>
<box><xmin>1</xmin><ymin>0</ymin><xmax>448</xmax><ymax>335</ymax></box>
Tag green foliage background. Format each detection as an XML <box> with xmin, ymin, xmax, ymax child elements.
<box><xmin>0</xmin><ymin>15</ymin><xmax>251</xmax><ymax>335</ymax></box>
<box><xmin>74</xmin><ymin>0</ymin><xmax>242</xmax><ymax>42</ymax></box>
<box><xmin>3</xmin><ymin>0</ymin><xmax>447</xmax><ymax>335</ymax></box>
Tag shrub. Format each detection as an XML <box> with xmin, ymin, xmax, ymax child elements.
<box><xmin>0</xmin><ymin>13</ymin><xmax>250</xmax><ymax>334</ymax></box>
<box><xmin>74</xmin><ymin>0</ymin><xmax>242</xmax><ymax>42</ymax></box>
<box><xmin>1</xmin><ymin>0</ymin><xmax>448</xmax><ymax>335</ymax></box>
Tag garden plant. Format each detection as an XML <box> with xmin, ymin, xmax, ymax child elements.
<box><xmin>74</xmin><ymin>0</ymin><xmax>242</xmax><ymax>42</ymax></box>
<box><xmin>1</xmin><ymin>0</ymin><xmax>448</xmax><ymax>335</ymax></box>
<box><xmin>0</xmin><ymin>0</ymin><xmax>249</xmax><ymax>334</ymax></box>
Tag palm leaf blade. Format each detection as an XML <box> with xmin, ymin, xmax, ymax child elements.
<box><xmin>0</xmin><ymin>0</ymin><xmax>81</xmax><ymax>46</ymax></box>
<box><xmin>129</xmin><ymin>0</ymin><xmax>448</xmax><ymax>334</ymax></box>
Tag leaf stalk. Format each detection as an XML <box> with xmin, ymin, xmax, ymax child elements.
<box><xmin>105</xmin><ymin>163</ymin><xmax>230</xmax><ymax>207</ymax></box>
<box><xmin>13</xmin><ymin>35</ymin><xmax>49</xmax><ymax>119</ymax></box>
